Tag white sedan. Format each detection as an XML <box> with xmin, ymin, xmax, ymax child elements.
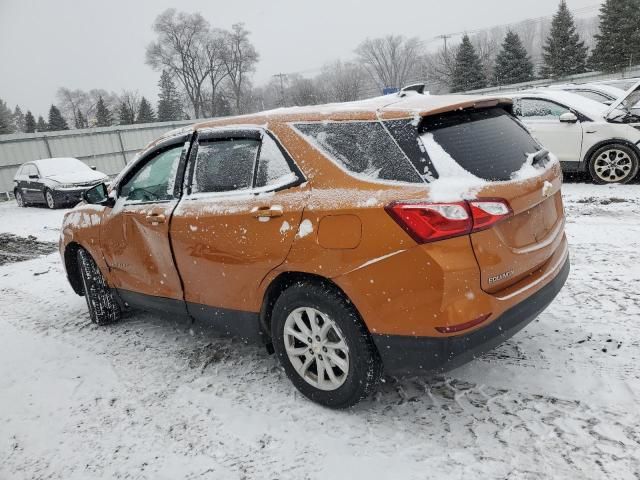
<box><xmin>504</xmin><ymin>81</ymin><xmax>640</xmax><ymax>184</ymax></box>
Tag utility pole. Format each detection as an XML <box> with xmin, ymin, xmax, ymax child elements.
<box><xmin>273</xmin><ymin>73</ymin><xmax>287</xmax><ymax>107</ymax></box>
<box><xmin>437</xmin><ymin>34</ymin><xmax>451</xmax><ymax>54</ymax></box>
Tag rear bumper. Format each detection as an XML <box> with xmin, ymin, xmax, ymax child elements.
<box><xmin>371</xmin><ymin>254</ymin><xmax>570</xmax><ymax>376</ymax></box>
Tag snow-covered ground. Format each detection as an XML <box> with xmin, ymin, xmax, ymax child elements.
<box><xmin>0</xmin><ymin>183</ymin><xmax>639</xmax><ymax>479</ymax></box>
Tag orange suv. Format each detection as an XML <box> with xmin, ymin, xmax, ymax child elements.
<box><xmin>60</xmin><ymin>91</ymin><xmax>569</xmax><ymax>408</ymax></box>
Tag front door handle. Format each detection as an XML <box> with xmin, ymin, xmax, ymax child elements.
<box><xmin>251</xmin><ymin>206</ymin><xmax>283</xmax><ymax>219</ymax></box>
<box><xmin>145</xmin><ymin>214</ymin><xmax>166</xmax><ymax>224</ymax></box>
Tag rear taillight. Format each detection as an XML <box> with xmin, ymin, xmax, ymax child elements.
<box><xmin>385</xmin><ymin>199</ymin><xmax>512</xmax><ymax>244</ymax></box>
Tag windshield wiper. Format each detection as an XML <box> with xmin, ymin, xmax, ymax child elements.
<box><xmin>532</xmin><ymin>148</ymin><xmax>549</xmax><ymax>166</ymax></box>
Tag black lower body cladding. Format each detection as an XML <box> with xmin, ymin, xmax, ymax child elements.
<box><xmin>371</xmin><ymin>256</ymin><xmax>570</xmax><ymax>377</ymax></box>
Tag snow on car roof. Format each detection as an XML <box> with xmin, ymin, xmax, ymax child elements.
<box><xmin>501</xmin><ymin>89</ymin><xmax>610</xmax><ymax>119</ymax></box>
<box><xmin>193</xmin><ymin>92</ymin><xmax>512</xmax><ymax>128</ymax></box>
<box><xmin>31</xmin><ymin>157</ymin><xmax>89</xmax><ymax>176</ymax></box>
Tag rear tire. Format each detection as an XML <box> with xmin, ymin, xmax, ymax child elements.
<box><xmin>271</xmin><ymin>281</ymin><xmax>382</xmax><ymax>408</ymax></box>
<box><xmin>588</xmin><ymin>143</ymin><xmax>639</xmax><ymax>184</ymax></box>
<box><xmin>77</xmin><ymin>248</ymin><xmax>121</xmax><ymax>325</ymax></box>
<box><xmin>45</xmin><ymin>188</ymin><xmax>58</xmax><ymax>209</ymax></box>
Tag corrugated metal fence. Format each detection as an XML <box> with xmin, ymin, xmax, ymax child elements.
<box><xmin>0</xmin><ymin>120</ymin><xmax>198</xmax><ymax>198</ymax></box>
<box><xmin>465</xmin><ymin>65</ymin><xmax>640</xmax><ymax>95</ymax></box>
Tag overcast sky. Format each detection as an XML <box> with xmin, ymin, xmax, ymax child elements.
<box><xmin>0</xmin><ymin>0</ymin><xmax>601</xmax><ymax>117</ymax></box>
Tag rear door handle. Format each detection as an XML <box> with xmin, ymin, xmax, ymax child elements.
<box><xmin>251</xmin><ymin>206</ymin><xmax>283</xmax><ymax>219</ymax></box>
<box><xmin>145</xmin><ymin>214</ymin><xmax>166</xmax><ymax>224</ymax></box>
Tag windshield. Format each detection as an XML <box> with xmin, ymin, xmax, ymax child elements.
<box><xmin>37</xmin><ymin>158</ymin><xmax>91</xmax><ymax>177</ymax></box>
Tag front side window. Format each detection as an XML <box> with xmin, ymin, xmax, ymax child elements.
<box><xmin>192</xmin><ymin>139</ymin><xmax>259</xmax><ymax>193</ymax></box>
<box><xmin>516</xmin><ymin>99</ymin><xmax>570</xmax><ymax>119</ymax></box>
<box><xmin>255</xmin><ymin>134</ymin><xmax>297</xmax><ymax>188</ymax></box>
<box><xmin>120</xmin><ymin>144</ymin><xmax>183</xmax><ymax>202</ymax></box>
<box><xmin>294</xmin><ymin>121</ymin><xmax>423</xmax><ymax>183</ymax></box>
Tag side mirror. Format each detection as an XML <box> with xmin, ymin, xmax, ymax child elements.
<box><xmin>29</xmin><ymin>174</ymin><xmax>39</xmax><ymax>179</ymax></box>
<box><xmin>90</xmin><ymin>165</ymin><xmax>97</xmax><ymax>170</ymax></box>
<box><xmin>559</xmin><ymin>112</ymin><xmax>578</xmax><ymax>123</ymax></box>
<box><xmin>83</xmin><ymin>183</ymin><xmax>115</xmax><ymax>207</ymax></box>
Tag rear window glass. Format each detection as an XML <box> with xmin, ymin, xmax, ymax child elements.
<box><xmin>294</xmin><ymin>121</ymin><xmax>423</xmax><ymax>184</ymax></box>
<box><xmin>419</xmin><ymin>108</ymin><xmax>542</xmax><ymax>181</ymax></box>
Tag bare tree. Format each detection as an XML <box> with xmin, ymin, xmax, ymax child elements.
<box><xmin>422</xmin><ymin>45</ymin><xmax>457</xmax><ymax>92</ymax></box>
<box><xmin>56</xmin><ymin>88</ymin><xmax>119</xmax><ymax>128</ymax></box>
<box><xmin>203</xmin><ymin>28</ymin><xmax>229</xmax><ymax>117</ymax></box>
<box><xmin>471</xmin><ymin>29</ymin><xmax>502</xmax><ymax>83</ymax></box>
<box><xmin>286</xmin><ymin>74</ymin><xmax>323</xmax><ymax>106</ymax></box>
<box><xmin>356</xmin><ymin>35</ymin><xmax>423</xmax><ymax>89</ymax></box>
<box><xmin>319</xmin><ymin>61</ymin><xmax>367</xmax><ymax>102</ymax></box>
<box><xmin>221</xmin><ymin>23</ymin><xmax>259</xmax><ymax>114</ymax></box>
<box><xmin>146</xmin><ymin>9</ymin><xmax>210</xmax><ymax>118</ymax></box>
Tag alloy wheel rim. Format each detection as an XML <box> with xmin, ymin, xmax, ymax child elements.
<box><xmin>283</xmin><ymin>307</ymin><xmax>350</xmax><ymax>391</ymax></box>
<box><xmin>46</xmin><ymin>191</ymin><xmax>54</xmax><ymax>208</ymax></box>
<box><xmin>594</xmin><ymin>149</ymin><xmax>632</xmax><ymax>182</ymax></box>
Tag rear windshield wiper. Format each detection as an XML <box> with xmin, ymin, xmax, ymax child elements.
<box><xmin>532</xmin><ymin>148</ymin><xmax>549</xmax><ymax>166</ymax></box>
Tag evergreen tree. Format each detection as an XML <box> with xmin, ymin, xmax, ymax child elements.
<box><xmin>36</xmin><ymin>116</ymin><xmax>48</xmax><ymax>132</ymax></box>
<box><xmin>157</xmin><ymin>71</ymin><xmax>183</xmax><ymax>121</ymax></box>
<box><xmin>590</xmin><ymin>0</ymin><xmax>640</xmax><ymax>72</ymax></box>
<box><xmin>540</xmin><ymin>1</ymin><xmax>588</xmax><ymax>78</ymax></box>
<box><xmin>74</xmin><ymin>109</ymin><xmax>87</xmax><ymax>129</ymax></box>
<box><xmin>95</xmin><ymin>96</ymin><xmax>113</xmax><ymax>127</ymax></box>
<box><xmin>136</xmin><ymin>97</ymin><xmax>156</xmax><ymax>123</ymax></box>
<box><xmin>24</xmin><ymin>111</ymin><xmax>36</xmax><ymax>133</ymax></box>
<box><xmin>118</xmin><ymin>101</ymin><xmax>135</xmax><ymax>125</ymax></box>
<box><xmin>13</xmin><ymin>105</ymin><xmax>26</xmax><ymax>133</ymax></box>
<box><xmin>48</xmin><ymin>105</ymin><xmax>69</xmax><ymax>131</ymax></box>
<box><xmin>451</xmin><ymin>35</ymin><xmax>487</xmax><ymax>92</ymax></box>
<box><xmin>494</xmin><ymin>31</ymin><xmax>535</xmax><ymax>85</ymax></box>
<box><xmin>0</xmin><ymin>99</ymin><xmax>15</xmax><ymax>134</ymax></box>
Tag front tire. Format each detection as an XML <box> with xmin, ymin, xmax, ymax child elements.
<box><xmin>588</xmin><ymin>143</ymin><xmax>639</xmax><ymax>184</ymax></box>
<box><xmin>77</xmin><ymin>248</ymin><xmax>121</xmax><ymax>325</ymax></box>
<box><xmin>271</xmin><ymin>281</ymin><xmax>382</xmax><ymax>408</ymax></box>
<box><xmin>15</xmin><ymin>190</ymin><xmax>27</xmax><ymax>207</ymax></box>
<box><xmin>45</xmin><ymin>188</ymin><xmax>58</xmax><ymax>209</ymax></box>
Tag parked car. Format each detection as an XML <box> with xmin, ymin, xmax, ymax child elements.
<box><xmin>547</xmin><ymin>82</ymin><xmax>625</xmax><ymax>105</ymax></box>
<box><xmin>13</xmin><ymin>157</ymin><xmax>109</xmax><ymax>209</ymax></box>
<box><xmin>59</xmin><ymin>92</ymin><xmax>569</xmax><ymax>408</ymax></box>
<box><xmin>503</xmin><ymin>82</ymin><xmax>640</xmax><ymax>184</ymax></box>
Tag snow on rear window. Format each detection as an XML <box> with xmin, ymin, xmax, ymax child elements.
<box><xmin>419</xmin><ymin>108</ymin><xmax>543</xmax><ymax>182</ymax></box>
<box><xmin>293</xmin><ymin>121</ymin><xmax>423</xmax><ymax>184</ymax></box>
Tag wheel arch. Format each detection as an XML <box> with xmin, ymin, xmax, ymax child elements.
<box><xmin>582</xmin><ymin>138</ymin><xmax>640</xmax><ymax>170</ymax></box>
<box><xmin>64</xmin><ymin>241</ymin><xmax>85</xmax><ymax>295</ymax></box>
<box><xmin>259</xmin><ymin>271</ymin><xmax>369</xmax><ymax>344</ymax></box>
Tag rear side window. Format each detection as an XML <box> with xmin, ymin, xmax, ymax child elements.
<box><xmin>193</xmin><ymin>139</ymin><xmax>259</xmax><ymax>193</ymax></box>
<box><xmin>420</xmin><ymin>108</ymin><xmax>542</xmax><ymax>181</ymax></box>
<box><xmin>255</xmin><ymin>134</ymin><xmax>297</xmax><ymax>188</ymax></box>
<box><xmin>294</xmin><ymin>121</ymin><xmax>423</xmax><ymax>184</ymax></box>
<box><xmin>516</xmin><ymin>99</ymin><xmax>570</xmax><ymax>119</ymax></box>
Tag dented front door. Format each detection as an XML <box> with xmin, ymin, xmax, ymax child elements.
<box><xmin>100</xmin><ymin>140</ymin><xmax>189</xmax><ymax>300</ymax></box>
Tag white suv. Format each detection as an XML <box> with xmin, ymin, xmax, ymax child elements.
<box><xmin>503</xmin><ymin>81</ymin><xmax>640</xmax><ymax>184</ymax></box>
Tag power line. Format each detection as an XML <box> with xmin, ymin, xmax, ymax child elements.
<box><xmin>428</xmin><ymin>3</ymin><xmax>601</xmax><ymax>45</ymax></box>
